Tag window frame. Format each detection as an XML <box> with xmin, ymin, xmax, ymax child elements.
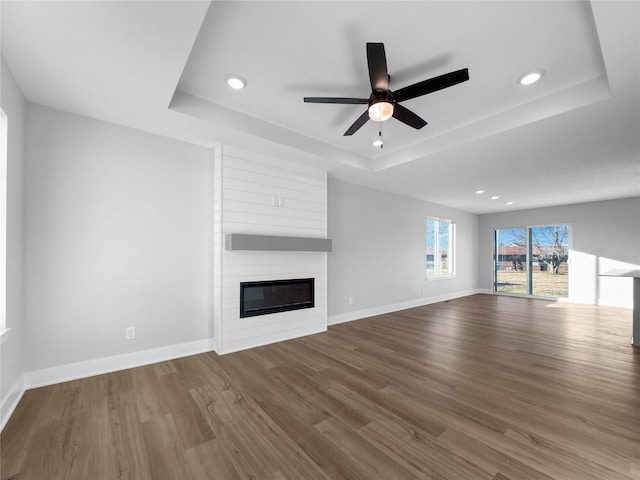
<box><xmin>426</xmin><ymin>216</ymin><xmax>456</xmax><ymax>280</ymax></box>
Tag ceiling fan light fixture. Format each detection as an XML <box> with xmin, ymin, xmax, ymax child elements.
<box><xmin>224</xmin><ymin>74</ymin><xmax>247</xmax><ymax>89</ymax></box>
<box><xmin>368</xmin><ymin>99</ymin><xmax>394</xmax><ymax>122</ymax></box>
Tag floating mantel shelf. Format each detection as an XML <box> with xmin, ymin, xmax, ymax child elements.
<box><xmin>225</xmin><ymin>233</ymin><xmax>332</xmax><ymax>252</ymax></box>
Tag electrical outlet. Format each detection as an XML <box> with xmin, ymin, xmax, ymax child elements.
<box><xmin>125</xmin><ymin>326</ymin><xmax>136</xmax><ymax>340</ymax></box>
<box><xmin>348</xmin><ymin>296</ymin><xmax>353</xmax><ymax>305</ymax></box>
<box><xmin>272</xmin><ymin>196</ymin><xmax>286</xmax><ymax>207</ymax></box>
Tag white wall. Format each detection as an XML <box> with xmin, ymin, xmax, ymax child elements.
<box><xmin>1</xmin><ymin>57</ymin><xmax>27</xmax><ymax>428</ymax></box>
<box><xmin>327</xmin><ymin>178</ymin><xmax>479</xmax><ymax>323</ymax></box>
<box><xmin>213</xmin><ymin>145</ymin><xmax>327</xmax><ymax>354</ymax></box>
<box><xmin>478</xmin><ymin>197</ymin><xmax>640</xmax><ymax>306</ymax></box>
<box><xmin>24</xmin><ymin>105</ymin><xmax>212</xmax><ymax>381</ymax></box>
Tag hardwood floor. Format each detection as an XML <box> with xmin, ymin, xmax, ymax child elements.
<box><xmin>2</xmin><ymin>294</ymin><xmax>639</xmax><ymax>479</ymax></box>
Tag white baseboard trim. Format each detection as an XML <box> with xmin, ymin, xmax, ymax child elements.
<box><xmin>25</xmin><ymin>337</ymin><xmax>216</xmax><ymax>390</ymax></box>
<box><xmin>328</xmin><ymin>289</ymin><xmax>484</xmax><ymax>326</ymax></box>
<box><xmin>1</xmin><ymin>375</ymin><xmax>25</xmax><ymax>432</ymax></box>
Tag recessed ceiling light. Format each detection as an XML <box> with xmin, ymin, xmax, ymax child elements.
<box><xmin>491</xmin><ymin>195</ymin><xmax>501</xmax><ymax>200</ymax></box>
<box><xmin>372</xmin><ymin>139</ymin><xmax>384</xmax><ymax>148</ymax></box>
<box><xmin>506</xmin><ymin>201</ymin><xmax>514</xmax><ymax>205</ymax></box>
<box><xmin>475</xmin><ymin>189</ymin><xmax>485</xmax><ymax>194</ymax></box>
<box><xmin>518</xmin><ymin>70</ymin><xmax>544</xmax><ymax>86</ymax></box>
<box><xmin>225</xmin><ymin>74</ymin><xmax>247</xmax><ymax>89</ymax></box>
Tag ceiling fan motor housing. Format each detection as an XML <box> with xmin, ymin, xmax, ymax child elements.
<box><xmin>370</xmin><ymin>90</ymin><xmax>395</xmax><ymax>105</ymax></box>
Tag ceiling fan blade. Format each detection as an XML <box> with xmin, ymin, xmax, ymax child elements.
<box><xmin>304</xmin><ymin>97</ymin><xmax>368</xmax><ymax>104</ymax></box>
<box><xmin>393</xmin><ymin>68</ymin><xmax>469</xmax><ymax>102</ymax></box>
<box><xmin>367</xmin><ymin>43</ymin><xmax>389</xmax><ymax>91</ymax></box>
<box><xmin>392</xmin><ymin>103</ymin><xmax>427</xmax><ymax>130</ymax></box>
<box><xmin>344</xmin><ymin>110</ymin><xmax>370</xmax><ymax>136</ymax></box>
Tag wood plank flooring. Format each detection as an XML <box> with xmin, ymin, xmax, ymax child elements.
<box><xmin>2</xmin><ymin>294</ymin><xmax>639</xmax><ymax>479</ymax></box>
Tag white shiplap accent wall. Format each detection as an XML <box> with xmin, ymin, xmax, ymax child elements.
<box><xmin>212</xmin><ymin>145</ymin><xmax>328</xmax><ymax>354</ymax></box>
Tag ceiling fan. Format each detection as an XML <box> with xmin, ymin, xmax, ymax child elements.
<box><xmin>304</xmin><ymin>43</ymin><xmax>469</xmax><ymax>136</ymax></box>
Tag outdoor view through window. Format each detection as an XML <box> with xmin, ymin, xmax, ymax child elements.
<box><xmin>426</xmin><ymin>217</ymin><xmax>455</xmax><ymax>279</ymax></box>
<box><xmin>494</xmin><ymin>225</ymin><xmax>570</xmax><ymax>298</ymax></box>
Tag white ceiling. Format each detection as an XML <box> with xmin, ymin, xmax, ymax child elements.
<box><xmin>2</xmin><ymin>1</ymin><xmax>638</xmax><ymax>214</ymax></box>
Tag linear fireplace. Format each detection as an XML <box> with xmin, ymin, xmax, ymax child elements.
<box><xmin>240</xmin><ymin>278</ymin><xmax>315</xmax><ymax>318</ymax></box>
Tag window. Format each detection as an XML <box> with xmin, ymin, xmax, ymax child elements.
<box><xmin>426</xmin><ymin>217</ymin><xmax>455</xmax><ymax>279</ymax></box>
<box><xmin>0</xmin><ymin>108</ymin><xmax>7</xmax><ymax>341</ymax></box>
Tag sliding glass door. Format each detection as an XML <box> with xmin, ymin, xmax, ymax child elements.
<box><xmin>494</xmin><ymin>225</ymin><xmax>569</xmax><ymax>298</ymax></box>
<box><xmin>529</xmin><ymin>225</ymin><xmax>569</xmax><ymax>297</ymax></box>
<box><xmin>495</xmin><ymin>228</ymin><xmax>528</xmax><ymax>294</ymax></box>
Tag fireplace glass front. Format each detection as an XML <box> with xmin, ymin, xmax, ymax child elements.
<box><xmin>240</xmin><ymin>278</ymin><xmax>314</xmax><ymax>318</ymax></box>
